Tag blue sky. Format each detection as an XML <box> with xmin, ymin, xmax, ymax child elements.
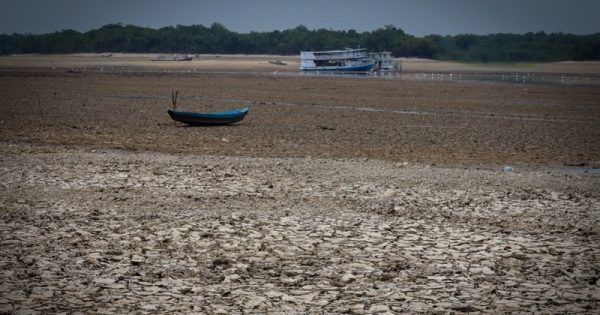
<box><xmin>1</xmin><ymin>0</ymin><xmax>599</xmax><ymax>36</ymax></box>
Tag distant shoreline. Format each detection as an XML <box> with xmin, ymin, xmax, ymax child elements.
<box><xmin>1</xmin><ymin>53</ymin><xmax>599</xmax><ymax>76</ymax></box>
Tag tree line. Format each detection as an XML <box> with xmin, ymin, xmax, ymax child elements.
<box><xmin>1</xmin><ymin>23</ymin><xmax>599</xmax><ymax>62</ymax></box>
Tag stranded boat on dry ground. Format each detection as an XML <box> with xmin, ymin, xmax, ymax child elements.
<box><xmin>166</xmin><ymin>91</ymin><xmax>247</xmax><ymax>126</ymax></box>
<box><xmin>168</xmin><ymin>107</ymin><xmax>249</xmax><ymax>126</ymax></box>
<box><xmin>300</xmin><ymin>48</ymin><xmax>374</xmax><ymax>72</ymax></box>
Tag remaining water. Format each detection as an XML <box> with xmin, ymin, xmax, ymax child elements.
<box><xmin>559</xmin><ymin>166</ymin><xmax>600</xmax><ymax>175</ymax></box>
<box><xmin>13</xmin><ymin>65</ymin><xmax>597</xmax><ymax>87</ymax></box>
<box><xmin>300</xmin><ymin>71</ymin><xmax>600</xmax><ymax>87</ymax></box>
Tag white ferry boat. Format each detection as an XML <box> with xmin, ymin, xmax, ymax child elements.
<box><xmin>368</xmin><ymin>51</ymin><xmax>399</xmax><ymax>72</ymax></box>
<box><xmin>300</xmin><ymin>48</ymin><xmax>374</xmax><ymax>72</ymax></box>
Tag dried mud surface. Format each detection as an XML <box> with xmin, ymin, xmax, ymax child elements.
<box><xmin>1</xmin><ymin>69</ymin><xmax>599</xmax><ymax>167</ymax></box>
<box><xmin>1</xmin><ymin>143</ymin><xmax>599</xmax><ymax>314</ymax></box>
<box><xmin>1</xmin><ymin>61</ymin><xmax>600</xmax><ymax>313</ymax></box>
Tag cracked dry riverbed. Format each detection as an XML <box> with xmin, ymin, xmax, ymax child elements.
<box><xmin>1</xmin><ymin>143</ymin><xmax>599</xmax><ymax>314</ymax></box>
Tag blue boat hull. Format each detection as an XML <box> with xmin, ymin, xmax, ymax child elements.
<box><xmin>168</xmin><ymin>107</ymin><xmax>248</xmax><ymax>126</ymax></box>
<box><xmin>301</xmin><ymin>63</ymin><xmax>374</xmax><ymax>72</ymax></box>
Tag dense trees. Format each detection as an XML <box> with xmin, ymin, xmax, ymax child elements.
<box><xmin>1</xmin><ymin>23</ymin><xmax>599</xmax><ymax>61</ymax></box>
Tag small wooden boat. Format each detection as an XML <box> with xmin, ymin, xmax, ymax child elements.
<box><xmin>151</xmin><ymin>54</ymin><xmax>193</xmax><ymax>61</ymax></box>
<box><xmin>269</xmin><ymin>60</ymin><xmax>287</xmax><ymax>66</ymax></box>
<box><xmin>167</xmin><ymin>107</ymin><xmax>248</xmax><ymax>126</ymax></box>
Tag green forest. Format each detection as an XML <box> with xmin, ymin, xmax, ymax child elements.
<box><xmin>1</xmin><ymin>23</ymin><xmax>599</xmax><ymax>62</ymax></box>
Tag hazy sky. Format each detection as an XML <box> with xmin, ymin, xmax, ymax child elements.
<box><xmin>1</xmin><ymin>0</ymin><xmax>599</xmax><ymax>36</ymax></box>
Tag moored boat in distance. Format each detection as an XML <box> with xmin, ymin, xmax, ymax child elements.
<box><xmin>151</xmin><ymin>54</ymin><xmax>193</xmax><ymax>61</ymax></box>
<box><xmin>368</xmin><ymin>51</ymin><xmax>400</xmax><ymax>72</ymax></box>
<box><xmin>300</xmin><ymin>48</ymin><xmax>374</xmax><ymax>72</ymax></box>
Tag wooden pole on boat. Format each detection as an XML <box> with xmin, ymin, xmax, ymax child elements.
<box><xmin>171</xmin><ymin>91</ymin><xmax>178</xmax><ymax>125</ymax></box>
<box><xmin>171</xmin><ymin>90</ymin><xmax>178</xmax><ymax>110</ymax></box>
